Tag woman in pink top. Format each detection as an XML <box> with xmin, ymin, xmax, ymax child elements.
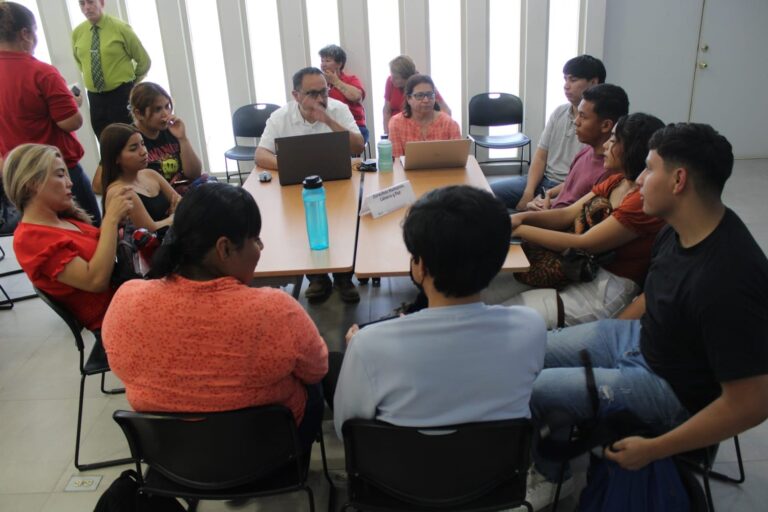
<box><xmin>388</xmin><ymin>74</ymin><xmax>461</xmax><ymax>158</ymax></box>
<box><xmin>102</xmin><ymin>183</ymin><xmax>328</xmax><ymax>454</ymax></box>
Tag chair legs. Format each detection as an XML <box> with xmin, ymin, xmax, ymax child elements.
<box><xmin>318</xmin><ymin>430</ymin><xmax>336</xmax><ymax>512</ymax></box>
<box><xmin>75</xmin><ymin>373</ymin><xmax>132</xmax><ymax>471</ymax></box>
<box><xmin>694</xmin><ymin>436</ymin><xmax>746</xmax><ymax>512</ymax></box>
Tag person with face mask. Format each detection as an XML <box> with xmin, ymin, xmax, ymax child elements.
<box><xmin>329</xmin><ymin>186</ymin><xmax>546</xmax><ymax>438</ymax></box>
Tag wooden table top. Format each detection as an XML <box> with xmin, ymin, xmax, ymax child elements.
<box><xmin>354</xmin><ymin>156</ymin><xmax>529</xmax><ymax>277</ymax></box>
<box><xmin>242</xmin><ymin>169</ymin><xmax>362</xmax><ymax>277</ymax></box>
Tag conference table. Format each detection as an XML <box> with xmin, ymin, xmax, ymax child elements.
<box><xmin>241</xmin><ymin>156</ymin><xmax>528</xmax><ymax>296</ymax></box>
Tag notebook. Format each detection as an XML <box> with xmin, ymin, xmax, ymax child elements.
<box><xmin>400</xmin><ymin>139</ymin><xmax>471</xmax><ymax>170</ymax></box>
<box><xmin>275</xmin><ymin>131</ymin><xmax>352</xmax><ymax>186</ymax></box>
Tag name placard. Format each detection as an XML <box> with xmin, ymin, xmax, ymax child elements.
<box><xmin>360</xmin><ymin>180</ymin><xmax>416</xmax><ymax>218</ymax></box>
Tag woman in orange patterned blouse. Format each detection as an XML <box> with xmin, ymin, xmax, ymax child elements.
<box><xmin>102</xmin><ymin>182</ymin><xmax>328</xmax><ymax>455</ymax></box>
<box><xmin>388</xmin><ymin>74</ymin><xmax>461</xmax><ymax>158</ymax></box>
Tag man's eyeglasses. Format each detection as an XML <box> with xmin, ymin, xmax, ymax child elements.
<box><xmin>409</xmin><ymin>91</ymin><xmax>435</xmax><ymax>101</ymax></box>
<box><xmin>300</xmin><ymin>87</ymin><xmax>330</xmax><ymax>99</ymax></box>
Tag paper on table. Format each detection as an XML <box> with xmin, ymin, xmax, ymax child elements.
<box><xmin>359</xmin><ymin>180</ymin><xmax>416</xmax><ymax>218</ymax></box>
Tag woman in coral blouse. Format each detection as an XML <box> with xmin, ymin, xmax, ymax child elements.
<box><xmin>383</xmin><ymin>55</ymin><xmax>451</xmax><ymax>133</ymax></box>
<box><xmin>505</xmin><ymin>113</ymin><xmax>666</xmax><ymax>327</ymax></box>
<box><xmin>102</xmin><ymin>183</ymin><xmax>328</xmax><ymax>454</ymax></box>
<box><xmin>388</xmin><ymin>74</ymin><xmax>461</xmax><ymax>158</ymax></box>
<box><xmin>3</xmin><ymin>143</ymin><xmax>133</xmax><ymax>330</ymax></box>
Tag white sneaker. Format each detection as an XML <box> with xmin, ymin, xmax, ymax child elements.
<box><xmin>525</xmin><ymin>467</ymin><xmax>575</xmax><ymax>511</ymax></box>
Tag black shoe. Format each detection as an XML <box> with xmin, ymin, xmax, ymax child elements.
<box><xmin>334</xmin><ymin>278</ymin><xmax>360</xmax><ymax>303</ymax></box>
<box><xmin>358</xmin><ymin>277</ymin><xmax>370</xmax><ymax>285</ymax></box>
<box><xmin>305</xmin><ymin>275</ymin><xmax>332</xmax><ymax>303</ymax></box>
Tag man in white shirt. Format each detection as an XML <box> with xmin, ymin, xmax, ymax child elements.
<box><xmin>255</xmin><ymin>66</ymin><xmax>364</xmax><ymax>170</ymax></box>
<box><xmin>491</xmin><ymin>55</ymin><xmax>605</xmax><ymax>211</ymax></box>
<box><xmin>255</xmin><ymin>67</ymin><xmax>364</xmax><ymax>304</ymax></box>
<box><xmin>333</xmin><ymin>185</ymin><xmax>546</xmax><ymax>437</ymax></box>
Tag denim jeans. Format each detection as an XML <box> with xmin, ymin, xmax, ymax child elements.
<box><xmin>490</xmin><ymin>175</ymin><xmax>560</xmax><ymax>210</ymax></box>
<box><xmin>530</xmin><ymin>319</ymin><xmax>690</xmax><ymax>481</ymax></box>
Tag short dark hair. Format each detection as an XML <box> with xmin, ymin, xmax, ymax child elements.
<box><xmin>403</xmin><ymin>74</ymin><xmax>440</xmax><ymax>118</ymax></box>
<box><xmin>581</xmin><ymin>84</ymin><xmax>629</xmax><ymax>123</ymax></box>
<box><xmin>149</xmin><ymin>183</ymin><xmax>262</xmax><ymax>278</ymax></box>
<box><xmin>403</xmin><ymin>186</ymin><xmax>511</xmax><ymax>298</ymax></box>
<box><xmin>292</xmin><ymin>67</ymin><xmax>323</xmax><ymax>91</ymax></box>
<box><xmin>613</xmin><ymin>113</ymin><xmax>665</xmax><ymax>181</ymax></box>
<box><xmin>319</xmin><ymin>44</ymin><xmax>347</xmax><ymax>71</ymax></box>
<box><xmin>648</xmin><ymin>123</ymin><xmax>733</xmax><ymax>198</ymax></box>
<box><xmin>563</xmin><ymin>55</ymin><xmax>606</xmax><ymax>83</ymax></box>
<box><xmin>130</xmin><ymin>82</ymin><xmax>172</xmax><ymax>123</ymax></box>
<box><xmin>0</xmin><ymin>1</ymin><xmax>35</xmax><ymax>43</ymax></box>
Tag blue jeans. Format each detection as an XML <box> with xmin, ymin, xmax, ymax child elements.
<box><xmin>491</xmin><ymin>175</ymin><xmax>560</xmax><ymax>210</ymax></box>
<box><xmin>530</xmin><ymin>319</ymin><xmax>690</xmax><ymax>481</ymax></box>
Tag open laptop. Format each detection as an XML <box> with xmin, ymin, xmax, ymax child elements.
<box><xmin>275</xmin><ymin>131</ymin><xmax>352</xmax><ymax>186</ymax></box>
<box><xmin>400</xmin><ymin>139</ymin><xmax>471</xmax><ymax>170</ymax></box>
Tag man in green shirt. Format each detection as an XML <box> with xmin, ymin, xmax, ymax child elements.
<box><xmin>72</xmin><ymin>0</ymin><xmax>151</xmax><ymax>139</ymax></box>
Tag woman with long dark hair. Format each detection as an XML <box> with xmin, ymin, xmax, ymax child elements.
<box><xmin>102</xmin><ymin>183</ymin><xmax>328</xmax><ymax>454</ymax></box>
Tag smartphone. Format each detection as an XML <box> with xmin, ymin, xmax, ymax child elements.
<box><xmin>70</xmin><ymin>85</ymin><xmax>81</xmax><ymax>96</ymax></box>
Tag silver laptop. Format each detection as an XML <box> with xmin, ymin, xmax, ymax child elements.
<box><xmin>275</xmin><ymin>131</ymin><xmax>352</xmax><ymax>186</ymax></box>
<box><xmin>400</xmin><ymin>139</ymin><xmax>471</xmax><ymax>170</ymax></box>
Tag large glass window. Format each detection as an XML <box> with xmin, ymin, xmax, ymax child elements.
<box><xmin>367</xmin><ymin>0</ymin><xmax>400</xmax><ymax>138</ymax></box>
<box><xmin>186</xmin><ymin>1</ymin><xmax>233</xmax><ymax>173</ymax></box>
<box><xmin>123</xmin><ymin>0</ymin><xmax>170</xmax><ymax>93</ymax></box>
<box><xmin>306</xmin><ymin>0</ymin><xmax>340</xmax><ymax>67</ymax></box>
<box><xmin>488</xmin><ymin>0</ymin><xmax>522</xmax><ymax>158</ymax></box>
<box><xmin>428</xmin><ymin>0</ymin><xmax>462</xmax><ymax>130</ymax></box>
<box><xmin>246</xmin><ymin>0</ymin><xmax>286</xmax><ymax>105</ymax></box>
<box><xmin>545</xmin><ymin>0</ymin><xmax>580</xmax><ymax>120</ymax></box>
<box><xmin>16</xmin><ymin>0</ymin><xmax>50</xmax><ymax>64</ymax></box>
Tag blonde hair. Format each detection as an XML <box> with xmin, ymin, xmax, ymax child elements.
<box><xmin>2</xmin><ymin>144</ymin><xmax>93</xmax><ymax>224</ymax></box>
<box><xmin>389</xmin><ymin>55</ymin><xmax>416</xmax><ymax>80</ymax></box>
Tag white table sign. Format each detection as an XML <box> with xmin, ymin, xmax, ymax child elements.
<box><xmin>360</xmin><ymin>180</ymin><xmax>416</xmax><ymax>218</ymax></box>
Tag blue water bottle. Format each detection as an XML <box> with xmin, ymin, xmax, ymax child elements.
<box><xmin>377</xmin><ymin>134</ymin><xmax>393</xmax><ymax>172</ymax></box>
<box><xmin>302</xmin><ymin>175</ymin><xmax>329</xmax><ymax>250</ymax></box>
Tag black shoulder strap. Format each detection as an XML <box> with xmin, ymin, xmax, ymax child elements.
<box><xmin>580</xmin><ymin>349</ymin><xmax>600</xmax><ymax>416</ymax></box>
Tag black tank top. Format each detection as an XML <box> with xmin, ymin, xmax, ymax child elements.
<box><xmin>137</xmin><ymin>192</ymin><xmax>170</xmax><ymax>221</ymax></box>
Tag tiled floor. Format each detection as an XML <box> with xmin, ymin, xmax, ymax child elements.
<box><xmin>0</xmin><ymin>159</ymin><xmax>766</xmax><ymax>511</ymax></box>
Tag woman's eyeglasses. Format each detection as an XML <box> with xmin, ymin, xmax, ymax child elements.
<box><xmin>409</xmin><ymin>91</ymin><xmax>436</xmax><ymax>101</ymax></box>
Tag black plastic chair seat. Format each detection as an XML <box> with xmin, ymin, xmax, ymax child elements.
<box><xmin>469</xmin><ymin>133</ymin><xmax>531</xmax><ymax>150</ymax></box>
<box><xmin>83</xmin><ymin>338</ymin><xmax>111</xmax><ymax>375</ymax></box>
<box><xmin>224</xmin><ymin>144</ymin><xmax>257</xmax><ymax>161</ymax></box>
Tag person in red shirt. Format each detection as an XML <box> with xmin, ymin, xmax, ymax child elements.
<box><xmin>319</xmin><ymin>44</ymin><xmax>369</xmax><ymax>144</ymax></box>
<box><xmin>2</xmin><ymin>143</ymin><xmax>133</xmax><ymax>330</ymax></box>
<box><xmin>506</xmin><ymin>113</ymin><xmax>666</xmax><ymax>327</ymax></box>
<box><xmin>0</xmin><ymin>2</ymin><xmax>102</xmax><ymax>225</ymax></box>
<box><xmin>102</xmin><ymin>183</ymin><xmax>328</xmax><ymax>456</ymax></box>
<box><xmin>383</xmin><ymin>55</ymin><xmax>451</xmax><ymax>133</ymax></box>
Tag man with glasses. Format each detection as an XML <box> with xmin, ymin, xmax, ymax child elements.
<box><xmin>256</xmin><ymin>67</ymin><xmax>364</xmax><ymax>304</ymax></box>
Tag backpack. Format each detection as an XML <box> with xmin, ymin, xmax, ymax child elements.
<box><xmin>538</xmin><ymin>350</ymin><xmax>704</xmax><ymax>512</ymax></box>
<box><xmin>93</xmin><ymin>469</ymin><xmax>186</xmax><ymax>512</ymax></box>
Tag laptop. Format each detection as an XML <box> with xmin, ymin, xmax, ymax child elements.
<box><xmin>400</xmin><ymin>139</ymin><xmax>471</xmax><ymax>170</ymax></box>
<box><xmin>275</xmin><ymin>131</ymin><xmax>352</xmax><ymax>186</ymax></box>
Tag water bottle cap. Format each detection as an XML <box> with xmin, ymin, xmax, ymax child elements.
<box><xmin>302</xmin><ymin>175</ymin><xmax>323</xmax><ymax>189</ymax></box>
<box><xmin>380</xmin><ymin>134</ymin><xmax>389</xmax><ymax>140</ymax></box>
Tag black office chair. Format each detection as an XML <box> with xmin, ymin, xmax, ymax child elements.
<box><xmin>678</xmin><ymin>436</ymin><xmax>745</xmax><ymax>512</ymax></box>
<box><xmin>33</xmin><ymin>286</ymin><xmax>132</xmax><ymax>471</ymax></box>
<box><xmin>468</xmin><ymin>92</ymin><xmax>531</xmax><ymax>171</ymax></box>
<box><xmin>113</xmin><ymin>405</ymin><xmax>335</xmax><ymax>512</ymax></box>
<box><xmin>0</xmin><ymin>235</ymin><xmax>37</xmax><ymax>310</ymax></box>
<box><xmin>341</xmin><ymin>418</ymin><xmax>534</xmax><ymax>511</ymax></box>
<box><xmin>224</xmin><ymin>103</ymin><xmax>280</xmax><ymax>185</ymax></box>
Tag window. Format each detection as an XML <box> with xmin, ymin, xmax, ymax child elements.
<box><xmin>186</xmin><ymin>1</ymin><xmax>233</xmax><ymax>171</ymax></box>
<box><xmin>428</xmin><ymin>0</ymin><xmax>462</xmax><ymax>129</ymax></box>
<box><xmin>367</xmin><ymin>0</ymin><xmax>400</xmax><ymax>138</ymax></box>
<box><xmin>246</xmin><ymin>0</ymin><xmax>286</xmax><ymax>105</ymax></box>
<box><xmin>123</xmin><ymin>0</ymin><xmax>170</xmax><ymax>93</ymax></box>
<box><xmin>545</xmin><ymin>0</ymin><xmax>580</xmax><ymax>120</ymax></box>
<box><xmin>488</xmin><ymin>0</ymin><xmax>522</xmax><ymax>158</ymax></box>
<box><xmin>16</xmin><ymin>0</ymin><xmax>51</xmax><ymax>64</ymax></box>
<box><xmin>306</xmin><ymin>0</ymin><xmax>340</xmax><ymax>67</ymax></box>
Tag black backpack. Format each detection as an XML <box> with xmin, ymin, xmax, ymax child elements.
<box><xmin>93</xmin><ymin>469</ymin><xmax>186</xmax><ymax>512</ymax></box>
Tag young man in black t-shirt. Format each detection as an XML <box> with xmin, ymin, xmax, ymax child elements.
<box><xmin>525</xmin><ymin>123</ymin><xmax>768</xmax><ymax>510</ymax></box>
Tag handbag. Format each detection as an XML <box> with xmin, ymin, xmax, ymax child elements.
<box><xmin>514</xmin><ymin>195</ymin><xmax>614</xmax><ymax>289</ymax></box>
<box><xmin>110</xmin><ymin>223</ymin><xmax>145</xmax><ymax>287</ymax></box>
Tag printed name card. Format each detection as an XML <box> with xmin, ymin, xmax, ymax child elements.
<box><xmin>360</xmin><ymin>180</ymin><xmax>416</xmax><ymax>218</ymax></box>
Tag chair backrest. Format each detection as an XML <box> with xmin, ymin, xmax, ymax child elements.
<box><xmin>113</xmin><ymin>406</ymin><xmax>303</xmax><ymax>491</ymax></box>
<box><xmin>468</xmin><ymin>93</ymin><xmax>524</xmax><ymax>129</ymax></box>
<box><xmin>231</xmin><ymin>103</ymin><xmax>280</xmax><ymax>140</ymax></box>
<box><xmin>342</xmin><ymin>418</ymin><xmax>532</xmax><ymax>509</ymax></box>
<box><xmin>33</xmin><ymin>286</ymin><xmax>86</xmax><ymax>352</ymax></box>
